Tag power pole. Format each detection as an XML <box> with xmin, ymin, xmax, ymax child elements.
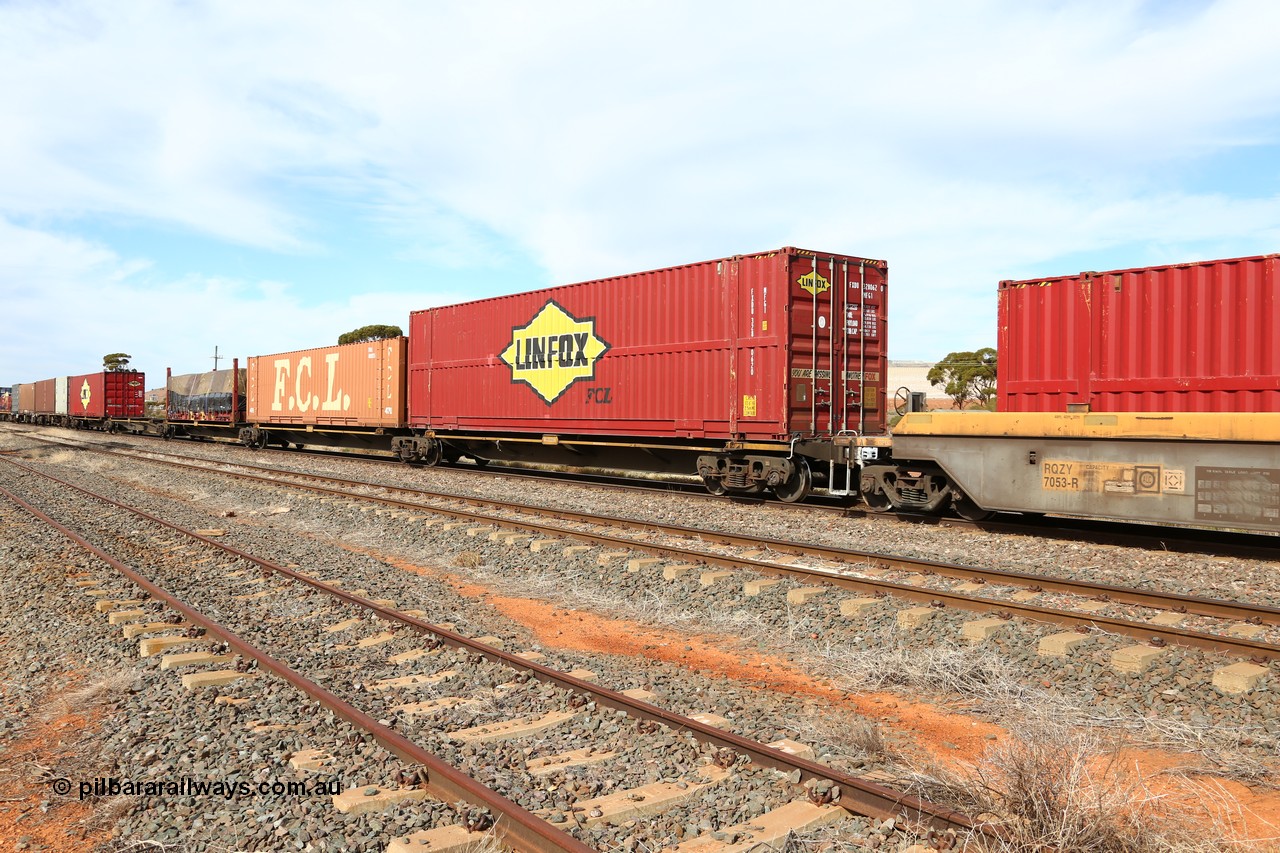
<box><xmin>211</xmin><ymin>346</ymin><xmax>222</xmax><ymax>370</ymax></box>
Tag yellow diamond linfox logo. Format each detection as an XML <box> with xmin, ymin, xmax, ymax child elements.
<box><xmin>80</xmin><ymin>379</ymin><xmax>92</xmax><ymax>410</ymax></box>
<box><xmin>500</xmin><ymin>300</ymin><xmax>610</xmax><ymax>405</ymax></box>
<box><xmin>798</xmin><ymin>271</ymin><xmax>830</xmax><ymax>295</ymax></box>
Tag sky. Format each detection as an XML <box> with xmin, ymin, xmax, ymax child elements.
<box><xmin>2</xmin><ymin>0</ymin><xmax>1279</xmax><ymax>385</ymax></box>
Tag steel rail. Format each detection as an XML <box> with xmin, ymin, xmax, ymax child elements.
<box><xmin>1</xmin><ymin>458</ymin><xmax>985</xmax><ymax>836</ymax></box>
<box><xmin>17</xmin><ymin>426</ymin><xmax>1280</xmax><ymax>561</ymax></box>
<box><xmin>892</xmin><ymin>511</ymin><xmax>1280</xmax><ymax>563</ymax></box>
<box><xmin>74</xmin><ymin>443</ymin><xmax>1280</xmax><ymax>633</ymax></box>
<box><xmin>155</xmin><ymin>436</ymin><xmax>1280</xmax><ymax>557</ymax></box>
<box><xmin>0</xmin><ymin>486</ymin><xmax>595</xmax><ymax>853</ymax></box>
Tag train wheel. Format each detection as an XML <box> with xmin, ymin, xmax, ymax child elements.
<box><xmin>859</xmin><ymin>473</ymin><xmax>895</xmax><ymax>513</ymax></box>
<box><xmin>862</xmin><ymin>489</ymin><xmax>894</xmax><ymax>513</ymax></box>
<box><xmin>421</xmin><ymin>442</ymin><xmax>442</xmax><ymax>467</ymax></box>
<box><xmin>773</xmin><ymin>460</ymin><xmax>812</xmax><ymax>503</ymax></box>
<box><xmin>952</xmin><ymin>492</ymin><xmax>995</xmax><ymax>522</ymax></box>
<box><xmin>703</xmin><ymin>476</ymin><xmax>727</xmax><ymax>496</ymax></box>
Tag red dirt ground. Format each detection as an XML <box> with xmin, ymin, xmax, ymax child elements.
<box><xmin>0</xmin><ymin>687</ymin><xmax>113</xmax><ymax>852</ymax></box>
<box><xmin>384</xmin><ymin>554</ymin><xmax>1280</xmax><ymax>847</ymax></box>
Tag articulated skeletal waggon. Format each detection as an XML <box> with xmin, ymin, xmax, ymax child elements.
<box><xmin>6</xmin><ymin>250</ymin><xmax>1278</xmax><ymax>533</ymax></box>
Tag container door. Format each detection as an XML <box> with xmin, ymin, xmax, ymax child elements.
<box><xmin>787</xmin><ymin>254</ymin><xmax>887</xmax><ymax>438</ymax></box>
<box><xmin>787</xmin><ymin>254</ymin><xmax>840</xmax><ymax>437</ymax></box>
<box><xmin>839</xmin><ymin>260</ymin><xmax>886</xmax><ymax>435</ymax></box>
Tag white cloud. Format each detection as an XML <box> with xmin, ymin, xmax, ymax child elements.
<box><xmin>1</xmin><ymin>0</ymin><xmax>1279</xmax><ymax>372</ymax></box>
<box><xmin>0</xmin><ymin>217</ymin><xmax>465</xmax><ymax>384</ymax></box>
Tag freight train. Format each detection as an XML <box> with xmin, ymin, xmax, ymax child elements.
<box><xmin>3</xmin><ymin>248</ymin><xmax>1278</xmax><ymax>534</ymax></box>
<box><xmin>3</xmin><ymin>372</ymin><xmax>146</xmax><ymax>429</ymax></box>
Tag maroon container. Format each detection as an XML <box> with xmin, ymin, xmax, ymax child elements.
<box><xmin>999</xmin><ymin>254</ymin><xmax>1280</xmax><ymax>413</ymax></box>
<box><xmin>67</xmin><ymin>371</ymin><xmax>146</xmax><ymax>418</ymax></box>
<box><xmin>33</xmin><ymin>378</ymin><xmax>57</xmax><ymax>415</ymax></box>
<box><xmin>409</xmin><ymin>248</ymin><xmax>887</xmax><ymax>439</ymax></box>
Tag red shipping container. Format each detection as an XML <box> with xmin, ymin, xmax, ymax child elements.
<box><xmin>16</xmin><ymin>383</ymin><xmax>36</xmax><ymax>413</ymax></box>
<box><xmin>245</xmin><ymin>338</ymin><xmax>406</xmax><ymax>428</ymax></box>
<box><xmin>999</xmin><ymin>254</ymin><xmax>1280</xmax><ymax>413</ymax></box>
<box><xmin>67</xmin><ymin>371</ymin><xmax>146</xmax><ymax>418</ymax></box>
<box><xmin>409</xmin><ymin>248</ymin><xmax>887</xmax><ymax>439</ymax></box>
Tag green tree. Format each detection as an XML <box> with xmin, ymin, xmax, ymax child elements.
<box><xmin>103</xmin><ymin>352</ymin><xmax>132</xmax><ymax>371</ymax></box>
<box><xmin>338</xmin><ymin>324</ymin><xmax>404</xmax><ymax>345</ymax></box>
<box><xmin>927</xmin><ymin>348</ymin><xmax>997</xmax><ymax>410</ymax></box>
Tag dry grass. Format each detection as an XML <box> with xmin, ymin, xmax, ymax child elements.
<box><xmin>39</xmin><ymin>671</ymin><xmax>137</xmax><ymax>722</ymax></box>
<box><xmin>904</xmin><ymin>717</ymin><xmax>1261</xmax><ymax>852</ymax></box>
<box><xmin>1107</xmin><ymin>714</ymin><xmax>1280</xmax><ymax>787</ymax></box>
<box><xmin>454</xmin><ymin>550</ymin><xmax>483</xmax><ymax>568</ymax></box>
<box><xmin>458</xmin><ymin>560</ymin><xmax>1269</xmax><ymax>835</ymax></box>
<box><xmin>791</xmin><ymin>711</ymin><xmax>896</xmax><ymax>770</ymax></box>
<box><xmin>809</xmin><ymin>632</ymin><xmax>1072</xmax><ymax>716</ymax></box>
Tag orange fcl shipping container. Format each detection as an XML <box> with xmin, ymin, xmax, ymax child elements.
<box><xmin>245</xmin><ymin>338</ymin><xmax>407</xmax><ymax>428</ymax></box>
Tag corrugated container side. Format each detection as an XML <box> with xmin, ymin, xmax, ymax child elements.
<box><xmin>68</xmin><ymin>371</ymin><xmax>146</xmax><ymax>418</ymax></box>
<box><xmin>245</xmin><ymin>339</ymin><xmax>406</xmax><ymax>428</ymax></box>
<box><xmin>68</xmin><ymin>373</ymin><xmax>104</xmax><ymax>417</ymax></box>
<box><xmin>34</xmin><ymin>379</ymin><xmax>57</xmax><ymax>414</ymax></box>
<box><xmin>408</xmin><ymin>248</ymin><xmax>886</xmax><ymax>439</ymax></box>
<box><xmin>17</xmin><ymin>383</ymin><xmax>35</xmax><ymax>413</ymax></box>
<box><xmin>999</xmin><ymin>254</ymin><xmax>1280</xmax><ymax>413</ymax></box>
<box><xmin>105</xmin><ymin>371</ymin><xmax>146</xmax><ymax>417</ymax></box>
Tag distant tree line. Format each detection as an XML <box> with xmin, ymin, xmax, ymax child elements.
<box><xmin>338</xmin><ymin>325</ymin><xmax>403</xmax><ymax>345</ymax></box>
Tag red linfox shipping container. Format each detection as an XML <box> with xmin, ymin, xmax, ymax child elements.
<box><xmin>408</xmin><ymin>248</ymin><xmax>887</xmax><ymax>440</ymax></box>
<box><xmin>245</xmin><ymin>338</ymin><xmax>407</xmax><ymax>428</ymax></box>
<box><xmin>67</xmin><ymin>371</ymin><xmax>146</xmax><ymax>419</ymax></box>
<box><xmin>999</xmin><ymin>253</ymin><xmax>1280</xmax><ymax>413</ymax></box>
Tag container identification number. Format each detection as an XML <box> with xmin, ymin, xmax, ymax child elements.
<box><xmin>1041</xmin><ymin>460</ymin><xmax>1185</xmax><ymax>495</ymax></box>
<box><xmin>1042</xmin><ymin>461</ymin><xmax>1080</xmax><ymax>491</ymax></box>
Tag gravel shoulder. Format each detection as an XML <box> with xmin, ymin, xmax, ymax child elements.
<box><xmin>4</xmin><ymin>426</ymin><xmax>1280</xmax><ymax>850</ymax></box>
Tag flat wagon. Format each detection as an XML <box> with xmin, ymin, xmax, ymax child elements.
<box><xmin>863</xmin><ymin>252</ymin><xmax>1280</xmax><ymax>530</ymax></box>
<box><xmin>399</xmin><ymin>247</ymin><xmax>887</xmax><ymax>500</ymax></box>
<box><xmin>166</xmin><ymin>365</ymin><xmax>246</xmax><ymax>441</ymax></box>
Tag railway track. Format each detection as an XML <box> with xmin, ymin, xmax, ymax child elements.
<box><xmin>188</xmin><ymin>434</ymin><xmax>1280</xmax><ymax>559</ymax></box>
<box><xmin>13</xmin><ymin>435</ymin><xmax>1280</xmax><ymax>669</ymax></box>
<box><xmin>0</xmin><ymin>457</ymin><xmax>985</xmax><ymax>851</ymax></box>
<box><xmin>11</xmin><ymin>422</ymin><xmax>1277</xmax><ymax>562</ymax></box>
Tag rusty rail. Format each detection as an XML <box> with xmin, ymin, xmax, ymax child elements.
<box><xmin>2</xmin><ymin>457</ymin><xmax>985</xmax><ymax>836</ymax></box>
<box><xmin>40</xmin><ymin>448</ymin><xmax>1280</xmax><ymax>662</ymax></box>
<box><xmin>0</xmin><ymin>485</ymin><xmax>595</xmax><ymax>853</ymax></box>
